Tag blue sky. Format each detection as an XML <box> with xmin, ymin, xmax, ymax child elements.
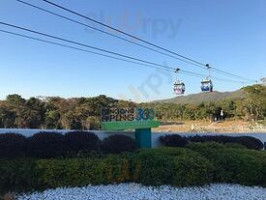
<box><xmin>0</xmin><ymin>0</ymin><xmax>265</xmax><ymax>102</ymax></box>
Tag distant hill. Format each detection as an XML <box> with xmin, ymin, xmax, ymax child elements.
<box><xmin>156</xmin><ymin>90</ymin><xmax>245</xmax><ymax>104</ymax></box>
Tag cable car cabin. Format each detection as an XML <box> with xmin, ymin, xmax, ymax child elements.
<box><xmin>173</xmin><ymin>81</ymin><xmax>185</xmax><ymax>95</ymax></box>
<box><xmin>201</xmin><ymin>79</ymin><xmax>213</xmax><ymax>92</ymax></box>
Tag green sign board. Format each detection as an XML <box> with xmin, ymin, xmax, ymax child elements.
<box><xmin>101</xmin><ymin>120</ymin><xmax>160</xmax><ymax>130</ymax></box>
<box><xmin>101</xmin><ymin>107</ymin><xmax>159</xmax><ymax>148</ymax></box>
<box><xmin>101</xmin><ymin>108</ymin><xmax>160</xmax><ymax>130</ymax></box>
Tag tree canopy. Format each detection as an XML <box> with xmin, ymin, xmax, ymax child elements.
<box><xmin>0</xmin><ymin>85</ymin><xmax>265</xmax><ymax>129</ymax></box>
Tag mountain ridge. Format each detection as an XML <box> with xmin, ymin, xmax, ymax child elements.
<box><xmin>154</xmin><ymin>89</ymin><xmax>245</xmax><ymax>104</ymax></box>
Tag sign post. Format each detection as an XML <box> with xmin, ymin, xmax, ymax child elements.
<box><xmin>135</xmin><ymin>128</ymin><xmax>152</xmax><ymax>148</ymax></box>
<box><xmin>101</xmin><ymin>108</ymin><xmax>160</xmax><ymax>148</ymax></box>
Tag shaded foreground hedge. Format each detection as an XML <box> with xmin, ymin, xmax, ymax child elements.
<box><xmin>65</xmin><ymin>131</ymin><xmax>101</xmax><ymax>154</ymax></box>
<box><xmin>27</xmin><ymin>132</ymin><xmax>66</xmax><ymax>158</ymax></box>
<box><xmin>160</xmin><ymin>134</ymin><xmax>264</xmax><ymax>150</ymax></box>
<box><xmin>1</xmin><ymin>146</ymin><xmax>266</xmax><ymax>193</ymax></box>
<box><xmin>0</xmin><ymin>133</ymin><xmax>27</xmax><ymax>159</ymax></box>
<box><xmin>101</xmin><ymin>134</ymin><xmax>136</xmax><ymax>154</ymax></box>
<box><xmin>159</xmin><ymin>134</ymin><xmax>188</xmax><ymax>147</ymax></box>
<box><xmin>187</xmin><ymin>135</ymin><xmax>264</xmax><ymax>150</ymax></box>
<box><xmin>0</xmin><ymin>132</ymin><xmax>135</xmax><ymax>159</ymax></box>
<box><xmin>0</xmin><ymin>132</ymin><xmax>264</xmax><ymax>159</ymax></box>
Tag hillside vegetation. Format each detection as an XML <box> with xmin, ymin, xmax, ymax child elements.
<box><xmin>156</xmin><ymin>90</ymin><xmax>245</xmax><ymax>104</ymax></box>
<box><xmin>0</xmin><ymin>85</ymin><xmax>265</xmax><ymax>130</ymax></box>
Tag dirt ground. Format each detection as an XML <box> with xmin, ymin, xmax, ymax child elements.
<box><xmin>153</xmin><ymin>120</ymin><xmax>266</xmax><ymax>133</ymax></box>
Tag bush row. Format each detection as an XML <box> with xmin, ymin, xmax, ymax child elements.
<box><xmin>0</xmin><ymin>147</ymin><xmax>213</xmax><ymax>193</ymax></box>
<box><xmin>0</xmin><ymin>132</ymin><xmax>136</xmax><ymax>159</ymax></box>
<box><xmin>1</xmin><ymin>145</ymin><xmax>266</xmax><ymax>193</ymax></box>
<box><xmin>1</xmin><ymin>132</ymin><xmax>263</xmax><ymax>159</ymax></box>
<box><xmin>186</xmin><ymin>143</ymin><xmax>266</xmax><ymax>186</ymax></box>
<box><xmin>160</xmin><ymin>134</ymin><xmax>264</xmax><ymax>150</ymax></box>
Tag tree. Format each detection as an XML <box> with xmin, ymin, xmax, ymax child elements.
<box><xmin>86</xmin><ymin>116</ymin><xmax>101</xmax><ymax>130</ymax></box>
<box><xmin>45</xmin><ymin>110</ymin><xmax>61</xmax><ymax>129</ymax></box>
<box><xmin>6</xmin><ymin>94</ymin><xmax>25</xmax><ymax>105</ymax></box>
<box><xmin>0</xmin><ymin>104</ymin><xmax>16</xmax><ymax>128</ymax></box>
<box><xmin>242</xmin><ymin>85</ymin><xmax>266</xmax><ymax>120</ymax></box>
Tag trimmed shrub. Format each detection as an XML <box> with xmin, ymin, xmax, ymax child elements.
<box><xmin>35</xmin><ymin>155</ymin><xmax>131</xmax><ymax>189</ymax></box>
<box><xmin>159</xmin><ymin>134</ymin><xmax>188</xmax><ymax>147</ymax></box>
<box><xmin>101</xmin><ymin>135</ymin><xmax>136</xmax><ymax>154</ymax></box>
<box><xmin>188</xmin><ymin>135</ymin><xmax>228</xmax><ymax>143</ymax></box>
<box><xmin>0</xmin><ymin>146</ymin><xmax>265</xmax><ymax>193</ymax></box>
<box><xmin>36</xmin><ymin>158</ymin><xmax>97</xmax><ymax>188</ymax></box>
<box><xmin>158</xmin><ymin>148</ymin><xmax>214</xmax><ymax>186</ymax></box>
<box><xmin>64</xmin><ymin>131</ymin><xmax>100</xmax><ymax>155</ymax></box>
<box><xmin>186</xmin><ymin>142</ymin><xmax>266</xmax><ymax>186</ymax></box>
<box><xmin>132</xmin><ymin>148</ymin><xmax>213</xmax><ymax>187</ymax></box>
<box><xmin>132</xmin><ymin>149</ymin><xmax>174</xmax><ymax>186</ymax></box>
<box><xmin>0</xmin><ymin>133</ymin><xmax>27</xmax><ymax>159</ymax></box>
<box><xmin>27</xmin><ymin>132</ymin><xmax>66</xmax><ymax>158</ymax></box>
<box><xmin>0</xmin><ymin>159</ymin><xmax>38</xmax><ymax>193</ymax></box>
<box><xmin>187</xmin><ymin>142</ymin><xmax>225</xmax><ymax>151</ymax></box>
<box><xmin>188</xmin><ymin>135</ymin><xmax>263</xmax><ymax>150</ymax></box>
<box><xmin>97</xmin><ymin>155</ymin><xmax>131</xmax><ymax>184</ymax></box>
<box><xmin>235</xmin><ymin>136</ymin><xmax>263</xmax><ymax>150</ymax></box>
<box><xmin>224</xmin><ymin>143</ymin><xmax>247</xmax><ymax>149</ymax></box>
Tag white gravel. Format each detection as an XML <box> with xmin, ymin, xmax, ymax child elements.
<box><xmin>18</xmin><ymin>183</ymin><xmax>266</xmax><ymax>200</ymax></box>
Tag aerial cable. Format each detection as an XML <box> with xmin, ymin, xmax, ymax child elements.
<box><xmin>0</xmin><ymin>29</ymin><xmax>170</xmax><ymax>72</ymax></box>
<box><xmin>41</xmin><ymin>0</ymin><xmax>207</xmax><ymax>67</ymax></box>
<box><xmin>16</xmin><ymin>0</ymin><xmax>205</xmax><ymax>69</ymax></box>
<box><xmin>0</xmin><ymin>21</ymin><xmax>173</xmax><ymax>72</ymax></box>
<box><xmin>211</xmin><ymin>67</ymin><xmax>256</xmax><ymax>82</ymax></box>
<box><xmin>0</xmin><ymin>21</ymin><xmax>253</xmax><ymax>84</ymax></box>
<box><xmin>18</xmin><ymin>0</ymin><xmax>257</xmax><ymax>82</ymax></box>
<box><xmin>42</xmin><ymin>0</ymin><xmax>256</xmax><ymax>82</ymax></box>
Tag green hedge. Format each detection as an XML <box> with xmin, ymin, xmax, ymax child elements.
<box><xmin>0</xmin><ymin>159</ymin><xmax>38</xmax><ymax>193</ymax></box>
<box><xmin>0</xmin><ymin>156</ymin><xmax>133</xmax><ymax>193</ymax></box>
<box><xmin>132</xmin><ymin>148</ymin><xmax>213</xmax><ymax>186</ymax></box>
<box><xmin>0</xmin><ymin>148</ymin><xmax>213</xmax><ymax>193</ymax></box>
<box><xmin>131</xmin><ymin>149</ymin><xmax>175</xmax><ymax>186</ymax></box>
<box><xmin>186</xmin><ymin>142</ymin><xmax>266</xmax><ymax>186</ymax></box>
<box><xmin>30</xmin><ymin>148</ymin><xmax>213</xmax><ymax>188</ymax></box>
<box><xmin>0</xmin><ymin>146</ymin><xmax>265</xmax><ymax>194</ymax></box>
<box><xmin>35</xmin><ymin>155</ymin><xmax>132</xmax><ymax>189</ymax></box>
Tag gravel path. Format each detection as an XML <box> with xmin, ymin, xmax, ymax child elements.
<box><xmin>18</xmin><ymin>183</ymin><xmax>266</xmax><ymax>200</ymax></box>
